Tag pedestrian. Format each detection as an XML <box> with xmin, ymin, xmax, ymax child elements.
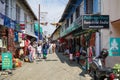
<box><xmin>75</xmin><ymin>51</ymin><xmax>80</xmax><ymax>64</ymax></box>
<box><xmin>48</xmin><ymin>42</ymin><xmax>53</xmax><ymax>54</ymax></box>
<box><xmin>37</xmin><ymin>43</ymin><xmax>42</xmax><ymax>59</ymax></box>
<box><xmin>69</xmin><ymin>46</ymin><xmax>73</xmax><ymax>62</ymax></box>
<box><xmin>52</xmin><ymin>43</ymin><xmax>56</xmax><ymax>53</ymax></box>
<box><xmin>42</xmin><ymin>42</ymin><xmax>49</xmax><ymax>59</ymax></box>
<box><xmin>28</xmin><ymin>42</ymin><xmax>34</xmax><ymax>62</ymax></box>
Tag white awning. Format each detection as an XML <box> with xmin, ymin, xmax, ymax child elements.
<box><xmin>25</xmin><ymin>33</ymin><xmax>38</xmax><ymax>38</ymax></box>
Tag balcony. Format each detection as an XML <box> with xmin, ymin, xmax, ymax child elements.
<box><xmin>60</xmin><ymin>15</ymin><xmax>82</xmax><ymax>37</ymax></box>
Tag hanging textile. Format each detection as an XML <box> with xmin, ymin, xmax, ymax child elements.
<box><xmin>14</xmin><ymin>32</ymin><xmax>18</xmax><ymax>42</ymax></box>
<box><xmin>88</xmin><ymin>46</ymin><xmax>93</xmax><ymax>62</ymax></box>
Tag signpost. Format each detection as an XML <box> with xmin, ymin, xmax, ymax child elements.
<box><xmin>109</xmin><ymin>38</ymin><xmax>120</xmax><ymax>56</ymax></box>
<box><xmin>2</xmin><ymin>52</ymin><xmax>12</xmax><ymax>70</ymax></box>
<box><xmin>82</xmin><ymin>15</ymin><xmax>109</xmax><ymax>29</ymax></box>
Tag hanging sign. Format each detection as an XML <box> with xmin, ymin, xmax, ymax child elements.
<box><xmin>2</xmin><ymin>52</ymin><xmax>13</xmax><ymax>70</ymax></box>
<box><xmin>4</xmin><ymin>16</ymin><xmax>11</xmax><ymax>27</ymax></box>
<box><xmin>109</xmin><ymin>38</ymin><xmax>120</xmax><ymax>56</ymax></box>
<box><xmin>82</xmin><ymin>15</ymin><xmax>109</xmax><ymax>29</ymax></box>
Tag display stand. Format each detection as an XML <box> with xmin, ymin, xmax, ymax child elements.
<box><xmin>1</xmin><ymin>52</ymin><xmax>13</xmax><ymax>75</ymax></box>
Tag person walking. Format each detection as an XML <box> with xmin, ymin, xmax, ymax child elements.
<box><xmin>48</xmin><ymin>42</ymin><xmax>53</xmax><ymax>54</ymax></box>
<box><xmin>37</xmin><ymin>43</ymin><xmax>42</xmax><ymax>59</ymax></box>
<box><xmin>28</xmin><ymin>42</ymin><xmax>34</xmax><ymax>62</ymax></box>
<box><xmin>52</xmin><ymin>43</ymin><xmax>56</xmax><ymax>53</ymax></box>
<box><xmin>42</xmin><ymin>42</ymin><xmax>49</xmax><ymax>59</ymax></box>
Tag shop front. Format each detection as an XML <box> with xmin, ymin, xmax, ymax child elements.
<box><xmin>0</xmin><ymin>25</ymin><xmax>8</xmax><ymax>54</ymax></box>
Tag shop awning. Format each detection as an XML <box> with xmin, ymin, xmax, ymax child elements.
<box><xmin>25</xmin><ymin>33</ymin><xmax>37</xmax><ymax>38</ymax></box>
<box><xmin>111</xmin><ymin>19</ymin><xmax>120</xmax><ymax>27</ymax></box>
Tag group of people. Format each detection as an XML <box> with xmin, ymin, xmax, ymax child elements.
<box><xmin>27</xmin><ymin>42</ymin><xmax>56</xmax><ymax>62</ymax></box>
<box><xmin>64</xmin><ymin>44</ymin><xmax>87</xmax><ymax>64</ymax></box>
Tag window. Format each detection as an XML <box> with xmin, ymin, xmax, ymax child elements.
<box><xmin>0</xmin><ymin>0</ymin><xmax>5</xmax><ymax>15</ymax></box>
<box><xmin>80</xmin><ymin>1</ymin><xmax>84</xmax><ymax>15</ymax></box>
<box><xmin>71</xmin><ymin>14</ymin><xmax>73</xmax><ymax>24</ymax></box>
<box><xmin>24</xmin><ymin>13</ymin><xmax>27</xmax><ymax>28</ymax></box>
<box><xmin>10</xmin><ymin>0</ymin><xmax>13</xmax><ymax>18</ymax></box>
<box><xmin>5</xmin><ymin>0</ymin><xmax>9</xmax><ymax>16</ymax></box>
<box><xmin>61</xmin><ymin>26</ymin><xmax>63</xmax><ymax>32</ymax></box>
<box><xmin>86</xmin><ymin>0</ymin><xmax>93</xmax><ymax>14</ymax></box>
<box><xmin>66</xmin><ymin>19</ymin><xmax>69</xmax><ymax>29</ymax></box>
<box><xmin>76</xmin><ymin>6</ymin><xmax>80</xmax><ymax>19</ymax></box>
<box><xmin>16</xmin><ymin>4</ymin><xmax>20</xmax><ymax>23</ymax></box>
<box><xmin>30</xmin><ymin>20</ymin><xmax>33</xmax><ymax>32</ymax></box>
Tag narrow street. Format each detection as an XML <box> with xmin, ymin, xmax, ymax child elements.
<box><xmin>1</xmin><ymin>51</ymin><xmax>91</xmax><ymax>80</ymax></box>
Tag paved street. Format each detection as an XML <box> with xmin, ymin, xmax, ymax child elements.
<box><xmin>0</xmin><ymin>51</ymin><xmax>92</xmax><ymax>80</ymax></box>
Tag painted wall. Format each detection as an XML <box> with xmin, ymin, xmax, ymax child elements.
<box><xmin>101</xmin><ymin>0</ymin><xmax>120</xmax><ymax>21</ymax></box>
<box><xmin>101</xmin><ymin>0</ymin><xmax>120</xmax><ymax>67</ymax></box>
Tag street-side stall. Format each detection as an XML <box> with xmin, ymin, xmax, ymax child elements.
<box><xmin>0</xmin><ymin>26</ymin><xmax>8</xmax><ymax>70</ymax></box>
<box><xmin>78</xmin><ymin>30</ymin><xmax>96</xmax><ymax>70</ymax></box>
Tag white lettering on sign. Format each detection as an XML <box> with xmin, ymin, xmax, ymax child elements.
<box><xmin>110</xmin><ymin>39</ymin><xmax>118</xmax><ymax>50</ymax></box>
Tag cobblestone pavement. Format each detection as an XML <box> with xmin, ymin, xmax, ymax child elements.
<box><xmin>0</xmin><ymin>51</ymin><xmax>92</xmax><ymax>80</ymax></box>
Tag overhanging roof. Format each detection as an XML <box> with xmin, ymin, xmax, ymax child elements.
<box><xmin>111</xmin><ymin>19</ymin><xmax>120</xmax><ymax>27</ymax></box>
<box><xmin>59</xmin><ymin>0</ymin><xmax>83</xmax><ymax>22</ymax></box>
<box><xmin>51</xmin><ymin>0</ymin><xmax>83</xmax><ymax>38</ymax></box>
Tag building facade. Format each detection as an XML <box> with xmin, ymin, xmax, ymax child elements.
<box><xmin>0</xmin><ymin>0</ymin><xmax>37</xmax><ymax>57</ymax></box>
<box><xmin>53</xmin><ymin>0</ymin><xmax>120</xmax><ymax>67</ymax></box>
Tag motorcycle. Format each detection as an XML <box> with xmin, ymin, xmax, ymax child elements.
<box><xmin>88</xmin><ymin>49</ymin><xmax>115</xmax><ymax>80</ymax></box>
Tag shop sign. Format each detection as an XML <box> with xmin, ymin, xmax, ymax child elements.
<box><xmin>0</xmin><ymin>13</ymin><xmax>4</xmax><ymax>25</ymax></box>
<box><xmin>4</xmin><ymin>16</ymin><xmax>11</xmax><ymax>27</ymax></box>
<box><xmin>82</xmin><ymin>15</ymin><xmax>109</xmax><ymax>29</ymax></box>
<box><xmin>2</xmin><ymin>52</ymin><xmax>12</xmax><ymax>70</ymax></box>
<box><xmin>109</xmin><ymin>38</ymin><xmax>120</xmax><ymax>56</ymax></box>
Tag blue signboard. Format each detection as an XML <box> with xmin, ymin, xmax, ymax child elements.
<box><xmin>109</xmin><ymin>38</ymin><xmax>120</xmax><ymax>56</ymax></box>
<box><xmin>4</xmin><ymin>16</ymin><xmax>11</xmax><ymax>27</ymax></box>
<box><xmin>4</xmin><ymin>15</ymin><xmax>17</xmax><ymax>30</ymax></box>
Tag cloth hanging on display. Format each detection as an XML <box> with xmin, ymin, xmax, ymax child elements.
<box><xmin>95</xmin><ymin>32</ymin><xmax>100</xmax><ymax>57</ymax></box>
<box><xmin>14</xmin><ymin>32</ymin><xmax>18</xmax><ymax>42</ymax></box>
<box><xmin>88</xmin><ymin>47</ymin><xmax>93</xmax><ymax>62</ymax></box>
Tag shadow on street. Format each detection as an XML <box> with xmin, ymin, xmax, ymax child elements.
<box><xmin>45</xmin><ymin>59</ymin><xmax>58</xmax><ymax>61</ymax></box>
<box><xmin>55</xmin><ymin>50</ymin><xmax>81</xmax><ymax>68</ymax></box>
<box><xmin>55</xmin><ymin>50</ymin><xmax>92</xmax><ymax>79</ymax></box>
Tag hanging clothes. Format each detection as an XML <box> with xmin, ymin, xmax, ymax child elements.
<box><xmin>88</xmin><ymin>46</ymin><xmax>93</xmax><ymax>62</ymax></box>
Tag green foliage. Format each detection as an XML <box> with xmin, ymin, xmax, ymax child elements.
<box><xmin>113</xmin><ymin>64</ymin><xmax>120</xmax><ymax>74</ymax></box>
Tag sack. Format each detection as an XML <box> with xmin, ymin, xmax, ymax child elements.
<box><xmin>24</xmin><ymin>56</ymin><xmax>29</xmax><ymax>62</ymax></box>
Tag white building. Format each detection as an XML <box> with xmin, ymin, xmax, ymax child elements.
<box><xmin>0</xmin><ymin>0</ymin><xmax>37</xmax><ymax>54</ymax></box>
<box><xmin>53</xmin><ymin>0</ymin><xmax>120</xmax><ymax>67</ymax></box>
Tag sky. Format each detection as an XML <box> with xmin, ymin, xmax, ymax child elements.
<box><xmin>27</xmin><ymin>0</ymin><xmax>68</xmax><ymax>36</ymax></box>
